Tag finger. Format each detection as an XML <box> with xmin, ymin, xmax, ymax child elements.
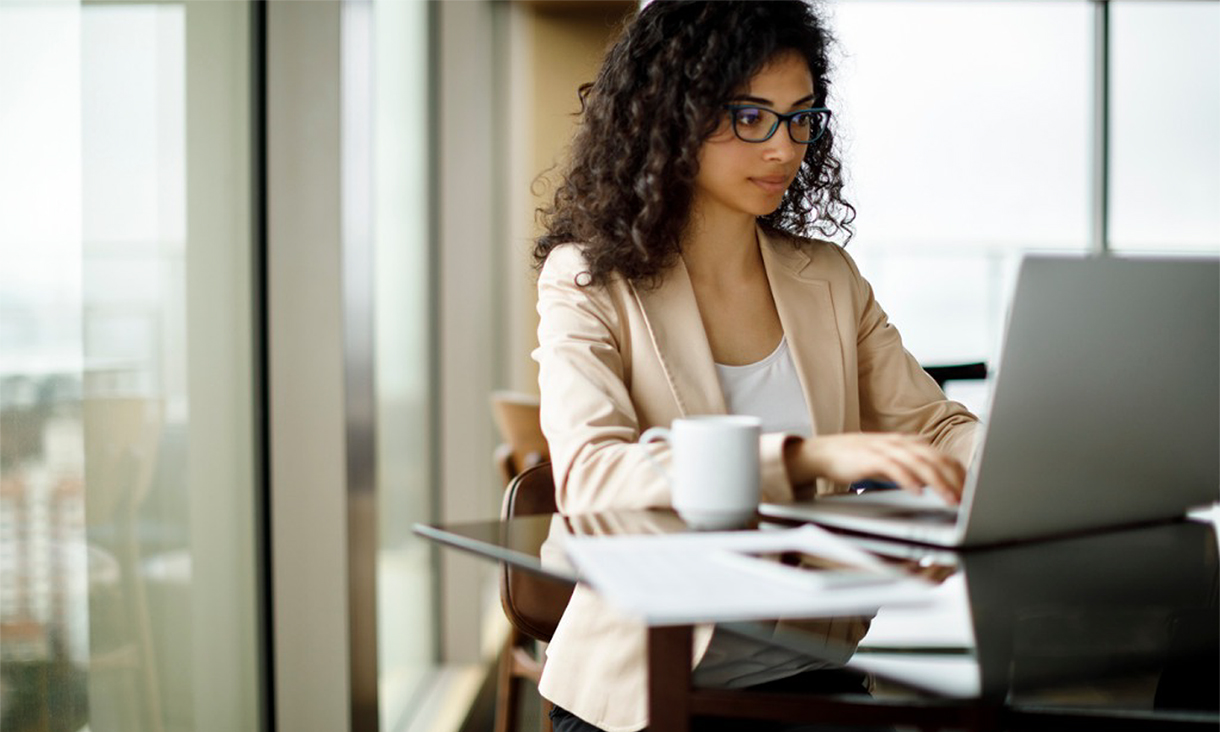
<box><xmin>902</xmin><ymin>464</ymin><xmax>957</xmax><ymax>504</ymax></box>
<box><xmin>912</xmin><ymin>460</ymin><xmax>963</xmax><ymax>505</ymax></box>
<box><xmin>892</xmin><ymin>443</ymin><xmax>966</xmax><ymax>500</ymax></box>
<box><xmin>883</xmin><ymin>436</ymin><xmax>961</xmax><ymax>490</ymax></box>
<box><xmin>914</xmin><ymin>453</ymin><xmax>965</xmax><ymax>502</ymax></box>
<box><xmin>857</xmin><ymin>439</ymin><xmax>935</xmax><ymax>494</ymax></box>
<box><xmin>928</xmin><ymin>483</ymin><xmax>961</xmax><ymax>506</ymax></box>
<box><xmin>890</xmin><ymin>455</ymin><xmax>958</xmax><ymax>505</ymax></box>
<box><xmin>872</xmin><ymin>456</ymin><xmax>927</xmax><ymax>495</ymax></box>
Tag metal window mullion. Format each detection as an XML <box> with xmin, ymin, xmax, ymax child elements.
<box><xmin>340</xmin><ymin>1</ymin><xmax>380</xmax><ymax>730</ymax></box>
<box><xmin>250</xmin><ymin>2</ymin><xmax>275</xmax><ymax>729</ymax></box>
<box><xmin>1091</xmin><ymin>0</ymin><xmax>1111</xmax><ymax>255</ymax></box>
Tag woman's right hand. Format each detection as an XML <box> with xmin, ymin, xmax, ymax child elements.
<box><xmin>783</xmin><ymin>432</ymin><xmax>967</xmax><ymax>505</ymax></box>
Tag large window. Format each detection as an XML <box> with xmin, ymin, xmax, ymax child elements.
<box><xmin>828</xmin><ymin>1</ymin><xmax>1093</xmax><ymax>397</ymax></box>
<box><xmin>1</xmin><ymin>2</ymin><xmax>261</xmax><ymax>729</ymax></box>
<box><xmin>1110</xmin><ymin>1</ymin><xmax>1220</xmax><ymax>254</ymax></box>
<box><xmin>826</xmin><ymin>0</ymin><xmax>1219</xmax><ymax>414</ymax></box>
<box><xmin>369</xmin><ymin>0</ymin><xmax>438</xmax><ymax>726</ymax></box>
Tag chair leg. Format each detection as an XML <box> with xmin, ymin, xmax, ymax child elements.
<box><xmin>495</xmin><ymin>634</ymin><xmax>519</xmax><ymax>732</ymax></box>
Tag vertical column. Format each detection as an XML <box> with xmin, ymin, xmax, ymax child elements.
<box><xmin>436</xmin><ymin>0</ymin><xmax>501</xmax><ymax>664</ymax></box>
<box><xmin>1090</xmin><ymin>0</ymin><xmax>1110</xmax><ymax>255</ymax></box>
<box><xmin>184</xmin><ymin>1</ymin><xmax>261</xmax><ymax>730</ymax></box>
<box><xmin>266</xmin><ymin>2</ymin><xmax>352</xmax><ymax>731</ymax></box>
<box><xmin>340</xmin><ymin>1</ymin><xmax>380</xmax><ymax>729</ymax></box>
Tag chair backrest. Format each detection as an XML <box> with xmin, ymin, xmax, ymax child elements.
<box><xmin>499</xmin><ymin>462</ymin><xmax>572</xmax><ymax>642</ymax></box>
<box><xmin>83</xmin><ymin>397</ymin><xmax>162</xmax><ymax>529</ymax></box>
<box><xmin>923</xmin><ymin>361</ymin><xmax>988</xmax><ymax>390</ymax></box>
<box><xmin>491</xmin><ymin>391</ymin><xmax>548</xmax><ymax>485</ymax></box>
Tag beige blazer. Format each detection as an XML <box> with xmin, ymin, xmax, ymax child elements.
<box><xmin>532</xmin><ymin>226</ymin><xmax>980</xmax><ymax>731</ymax></box>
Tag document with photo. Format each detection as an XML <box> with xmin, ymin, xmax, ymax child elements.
<box><xmin>564</xmin><ymin>524</ymin><xmax>934</xmax><ymax>625</ymax></box>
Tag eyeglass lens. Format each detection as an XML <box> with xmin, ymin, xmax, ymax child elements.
<box><xmin>729</xmin><ymin>107</ymin><xmax>829</xmax><ymax>144</ymax></box>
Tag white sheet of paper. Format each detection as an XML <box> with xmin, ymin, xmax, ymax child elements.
<box><xmin>861</xmin><ymin>573</ymin><xmax>975</xmax><ymax>648</ymax></box>
<box><xmin>847</xmin><ymin>653</ymin><xmax>981</xmax><ymax>698</ymax></box>
<box><xmin>564</xmin><ymin>524</ymin><xmax>934</xmax><ymax>625</ymax></box>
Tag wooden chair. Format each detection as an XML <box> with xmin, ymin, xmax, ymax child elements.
<box><xmin>83</xmin><ymin>397</ymin><xmax>166</xmax><ymax>732</ymax></box>
<box><xmin>922</xmin><ymin>361</ymin><xmax>988</xmax><ymax>390</ymax></box>
<box><xmin>497</xmin><ymin>463</ymin><xmax>577</xmax><ymax>732</ymax></box>
<box><xmin>491</xmin><ymin>391</ymin><xmax>548</xmax><ymax>486</ymax></box>
<box><xmin>491</xmin><ymin>393</ymin><xmax>570</xmax><ymax>732</ymax></box>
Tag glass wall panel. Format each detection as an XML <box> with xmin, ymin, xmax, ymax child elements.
<box><xmin>0</xmin><ymin>2</ymin><xmax>260</xmax><ymax>730</ymax></box>
<box><xmin>1110</xmin><ymin>1</ymin><xmax>1220</xmax><ymax>254</ymax></box>
<box><xmin>1</xmin><ymin>5</ymin><xmax>87</xmax><ymax>729</ymax></box>
<box><xmin>826</xmin><ymin>1</ymin><xmax>1092</xmax><ymax>411</ymax></box>
<box><xmin>371</xmin><ymin>0</ymin><xmax>436</xmax><ymax>728</ymax></box>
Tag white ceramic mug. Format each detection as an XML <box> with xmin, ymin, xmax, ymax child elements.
<box><xmin>640</xmin><ymin>415</ymin><xmax>762</xmax><ymax>530</ymax></box>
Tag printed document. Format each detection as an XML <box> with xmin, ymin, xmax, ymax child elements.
<box><xmin>565</xmin><ymin>524</ymin><xmax>933</xmax><ymax>625</ymax></box>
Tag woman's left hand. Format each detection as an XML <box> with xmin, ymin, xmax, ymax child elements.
<box><xmin>784</xmin><ymin>432</ymin><xmax>967</xmax><ymax>505</ymax></box>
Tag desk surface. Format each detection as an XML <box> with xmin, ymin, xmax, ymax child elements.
<box><xmin>417</xmin><ymin>513</ymin><xmax>1220</xmax><ymax>726</ymax></box>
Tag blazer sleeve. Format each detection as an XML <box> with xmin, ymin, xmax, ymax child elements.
<box><xmin>533</xmin><ymin>246</ymin><xmax>677</xmax><ymax>514</ymax></box>
<box><xmin>833</xmin><ymin>246</ymin><xmax>982</xmax><ymax>468</ymax></box>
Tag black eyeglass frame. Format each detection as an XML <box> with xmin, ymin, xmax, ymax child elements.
<box><xmin>722</xmin><ymin>104</ymin><xmax>832</xmax><ymax>144</ymax></box>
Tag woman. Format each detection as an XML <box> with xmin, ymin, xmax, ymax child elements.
<box><xmin>532</xmin><ymin>2</ymin><xmax>980</xmax><ymax>730</ymax></box>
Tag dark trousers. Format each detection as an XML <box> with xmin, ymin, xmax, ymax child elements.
<box><xmin>548</xmin><ymin>668</ymin><xmax>895</xmax><ymax>732</ymax></box>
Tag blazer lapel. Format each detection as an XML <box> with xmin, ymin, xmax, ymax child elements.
<box><xmin>631</xmin><ymin>257</ymin><xmax>728</xmax><ymax>417</ymax></box>
<box><xmin>759</xmin><ymin>226</ymin><xmax>846</xmax><ymax>435</ymax></box>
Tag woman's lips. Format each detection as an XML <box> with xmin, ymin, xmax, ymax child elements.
<box><xmin>750</xmin><ymin>176</ymin><xmax>790</xmax><ymax>194</ymax></box>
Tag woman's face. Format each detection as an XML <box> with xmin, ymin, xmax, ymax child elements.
<box><xmin>692</xmin><ymin>51</ymin><xmax>814</xmax><ymax>225</ymax></box>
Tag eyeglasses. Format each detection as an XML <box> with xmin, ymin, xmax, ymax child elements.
<box><xmin>722</xmin><ymin>104</ymin><xmax>832</xmax><ymax>144</ymax></box>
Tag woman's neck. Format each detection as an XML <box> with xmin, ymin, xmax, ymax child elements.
<box><xmin>681</xmin><ymin>206</ymin><xmax>763</xmax><ymax>285</ymax></box>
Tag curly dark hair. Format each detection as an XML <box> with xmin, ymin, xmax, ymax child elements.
<box><xmin>533</xmin><ymin>0</ymin><xmax>855</xmax><ymax>288</ymax></box>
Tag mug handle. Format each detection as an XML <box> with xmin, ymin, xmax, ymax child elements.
<box><xmin>638</xmin><ymin>427</ymin><xmax>672</xmax><ymax>486</ymax></box>
<box><xmin>639</xmin><ymin>426</ymin><xmax>670</xmax><ymax>445</ymax></box>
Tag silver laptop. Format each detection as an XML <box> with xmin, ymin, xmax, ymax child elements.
<box><xmin>762</xmin><ymin>254</ymin><xmax>1220</xmax><ymax>547</ymax></box>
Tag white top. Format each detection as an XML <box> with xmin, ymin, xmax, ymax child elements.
<box><xmin>714</xmin><ymin>337</ymin><xmax>812</xmax><ymax>437</ymax></box>
<box><xmin>697</xmin><ymin>336</ymin><xmax>822</xmax><ymax>688</ymax></box>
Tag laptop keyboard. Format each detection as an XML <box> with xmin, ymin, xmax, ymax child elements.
<box><xmin>814</xmin><ymin>490</ymin><xmax>960</xmax><ymax>524</ymax></box>
<box><xmin>875</xmin><ymin>508</ymin><xmax>957</xmax><ymax>524</ymax></box>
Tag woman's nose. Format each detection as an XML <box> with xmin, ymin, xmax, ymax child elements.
<box><xmin>763</xmin><ymin>130</ymin><xmax>802</xmax><ymax>162</ymax></box>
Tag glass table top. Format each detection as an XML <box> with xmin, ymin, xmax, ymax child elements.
<box><xmin>416</xmin><ymin>511</ymin><xmax>1219</xmax><ymax>722</ymax></box>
